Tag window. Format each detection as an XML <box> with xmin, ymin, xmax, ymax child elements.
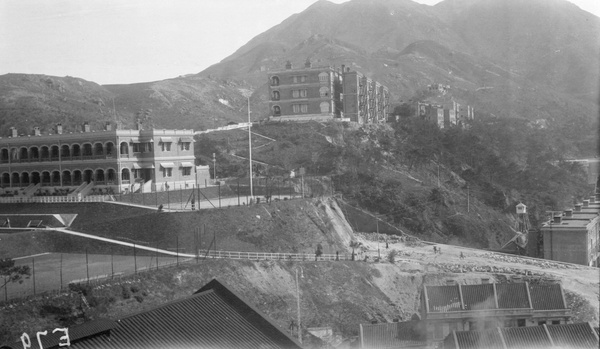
<box><xmin>273</xmin><ymin>105</ymin><xmax>281</xmax><ymax>116</ymax></box>
<box><xmin>271</xmin><ymin>76</ymin><xmax>279</xmax><ymax>86</ymax></box>
<box><xmin>551</xmin><ymin>320</ymin><xmax>560</xmax><ymax>325</ymax></box>
<box><xmin>182</xmin><ymin>167</ymin><xmax>191</xmax><ymax>176</ymax></box>
<box><xmin>161</xmin><ymin>142</ymin><xmax>171</xmax><ymax>151</ymax></box>
<box><xmin>320</xmin><ymin>87</ymin><xmax>329</xmax><ymax>97</ymax></box>
<box><xmin>293</xmin><ymin>104</ymin><xmax>308</xmax><ymax>113</ymax></box>
<box><xmin>292</xmin><ymin>89</ymin><xmax>307</xmax><ymax>98</ymax></box>
<box><xmin>468</xmin><ymin>321</ymin><xmax>479</xmax><ymax>331</ymax></box>
<box><xmin>293</xmin><ymin>75</ymin><xmax>306</xmax><ymax>83</ymax></box>
<box><xmin>320</xmin><ymin>102</ymin><xmax>329</xmax><ymax>113</ymax></box>
<box><xmin>132</xmin><ymin>143</ymin><xmax>141</xmax><ymax>153</ymax></box>
<box><xmin>538</xmin><ymin>321</ymin><xmax>546</xmax><ymax>326</ymax></box>
<box><xmin>181</xmin><ymin>142</ymin><xmax>190</xmax><ymax>151</ymax></box>
<box><xmin>272</xmin><ymin>91</ymin><xmax>280</xmax><ymax>100</ymax></box>
<box><xmin>319</xmin><ymin>72</ymin><xmax>329</xmax><ymax>82</ymax></box>
<box><xmin>163</xmin><ymin>168</ymin><xmax>172</xmax><ymax>177</ymax></box>
<box><xmin>517</xmin><ymin>319</ymin><xmax>526</xmax><ymax>327</ymax></box>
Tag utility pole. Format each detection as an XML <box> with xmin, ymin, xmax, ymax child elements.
<box><xmin>213</xmin><ymin>153</ymin><xmax>217</xmax><ymax>183</ymax></box>
<box><xmin>377</xmin><ymin>219</ymin><xmax>380</xmax><ymax>260</ymax></box>
<box><xmin>248</xmin><ymin>97</ymin><xmax>254</xmax><ymax>201</ymax></box>
<box><xmin>296</xmin><ymin>268</ymin><xmax>302</xmax><ymax>344</ymax></box>
<box><xmin>467</xmin><ymin>185</ymin><xmax>470</xmax><ymax>213</ymax></box>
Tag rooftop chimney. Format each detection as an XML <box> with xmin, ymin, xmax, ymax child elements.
<box><xmin>105</xmin><ymin>122</ymin><xmax>112</xmax><ymax>131</ymax></box>
<box><xmin>590</xmin><ymin>196</ymin><xmax>596</xmax><ymax>203</ymax></box>
<box><xmin>553</xmin><ymin>214</ymin><xmax>562</xmax><ymax>224</ymax></box>
<box><xmin>34</xmin><ymin>127</ymin><xmax>41</xmax><ymax>136</ymax></box>
<box><xmin>445</xmin><ymin>279</ymin><xmax>456</xmax><ymax>286</ymax></box>
<box><xmin>511</xmin><ymin>276</ymin><xmax>523</xmax><ymax>283</ymax></box>
<box><xmin>341</xmin><ymin>64</ymin><xmax>345</xmax><ymax>74</ymax></box>
<box><xmin>574</xmin><ymin>204</ymin><xmax>582</xmax><ymax>212</ymax></box>
<box><xmin>481</xmin><ymin>278</ymin><xmax>490</xmax><ymax>284</ymax></box>
<box><xmin>10</xmin><ymin>127</ymin><xmax>17</xmax><ymax>138</ymax></box>
<box><xmin>583</xmin><ymin>200</ymin><xmax>589</xmax><ymax>207</ymax></box>
<box><xmin>564</xmin><ymin>209</ymin><xmax>573</xmax><ymax>217</ymax></box>
<box><xmin>304</xmin><ymin>58</ymin><xmax>312</xmax><ymax>68</ymax></box>
<box><xmin>56</xmin><ymin>123</ymin><xmax>63</xmax><ymax>135</ymax></box>
<box><xmin>82</xmin><ymin>122</ymin><xmax>90</xmax><ymax>132</ymax></box>
<box><xmin>135</xmin><ymin>119</ymin><xmax>142</xmax><ymax>130</ymax></box>
<box><xmin>285</xmin><ymin>60</ymin><xmax>292</xmax><ymax>70</ymax></box>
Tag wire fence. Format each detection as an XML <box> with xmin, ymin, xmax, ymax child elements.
<box><xmin>114</xmin><ymin>175</ymin><xmax>333</xmax><ymax>210</ymax></box>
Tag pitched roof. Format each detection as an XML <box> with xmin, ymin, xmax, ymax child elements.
<box><xmin>445</xmin><ymin>322</ymin><xmax>599</xmax><ymax>349</ymax></box>
<box><xmin>359</xmin><ymin>321</ymin><xmax>427</xmax><ymax>349</ymax></box>
<box><xmin>5</xmin><ymin>279</ymin><xmax>301</xmax><ymax>349</ymax></box>
<box><xmin>423</xmin><ymin>282</ymin><xmax>566</xmax><ymax>314</ymax></box>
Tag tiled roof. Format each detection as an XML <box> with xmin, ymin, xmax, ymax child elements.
<box><xmin>502</xmin><ymin>326</ymin><xmax>551</xmax><ymax>349</ymax></box>
<box><xmin>495</xmin><ymin>283</ymin><xmax>530</xmax><ymax>309</ymax></box>
<box><xmin>528</xmin><ymin>284</ymin><xmax>566</xmax><ymax>310</ymax></box>
<box><xmin>452</xmin><ymin>329</ymin><xmax>505</xmax><ymax>349</ymax></box>
<box><xmin>424</xmin><ymin>282</ymin><xmax>567</xmax><ymax>314</ymax></box>
<box><xmin>546</xmin><ymin>322</ymin><xmax>599</xmax><ymax>348</ymax></box>
<box><xmin>359</xmin><ymin>321</ymin><xmax>426</xmax><ymax>349</ymax></box>
<box><xmin>4</xmin><ymin>279</ymin><xmax>301</xmax><ymax>349</ymax></box>
<box><xmin>424</xmin><ymin>285</ymin><xmax>462</xmax><ymax>312</ymax></box>
<box><xmin>461</xmin><ymin>284</ymin><xmax>496</xmax><ymax>310</ymax></box>
<box><xmin>447</xmin><ymin>322</ymin><xmax>599</xmax><ymax>349</ymax></box>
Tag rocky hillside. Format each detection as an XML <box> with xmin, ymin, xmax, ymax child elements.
<box><xmin>1</xmin><ymin>0</ymin><xmax>598</xmax><ymax>155</ymax></box>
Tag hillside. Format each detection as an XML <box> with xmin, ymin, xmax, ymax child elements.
<box><xmin>0</xmin><ymin>198</ymin><xmax>598</xmax><ymax>345</ymax></box>
<box><xmin>1</xmin><ymin>0</ymin><xmax>598</xmax><ymax>156</ymax></box>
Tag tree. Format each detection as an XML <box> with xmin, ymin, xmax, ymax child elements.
<box><xmin>349</xmin><ymin>240</ymin><xmax>362</xmax><ymax>261</ymax></box>
<box><xmin>0</xmin><ymin>258</ymin><xmax>30</xmax><ymax>290</ymax></box>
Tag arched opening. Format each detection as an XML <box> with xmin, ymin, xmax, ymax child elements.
<box><xmin>11</xmin><ymin>173</ymin><xmax>20</xmax><ymax>187</ymax></box>
<box><xmin>61</xmin><ymin>144</ymin><xmax>70</xmax><ymax>158</ymax></box>
<box><xmin>21</xmin><ymin>172</ymin><xmax>30</xmax><ymax>186</ymax></box>
<box><xmin>50</xmin><ymin>145</ymin><xmax>59</xmax><ymax>160</ymax></box>
<box><xmin>19</xmin><ymin>147</ymin><xmax>28</xmax><ymax>160</ymax></box>
<box><xmin>95</xmin><ymin>169</ymin><xmax>105</xmax><ymax>184</ymax></box>
<box><xmin>107</xmin><ymin>169</ymin><xmax>116</xmax><ymax>183</ymax></box>
<box><xmin>106</xmin><ymin>142</ymin><xmax>115</xmax><ymax>156</ymax></box>
<box><xmin>63</xmin><ymin>170</ymin><xmax>73</xmax><ymax>186</ymax></box>
<box><xmin>319</xmin><ymin>86</ymin><xmax>329</xmax><ymax>97</ymax></box>
<box><xmin>30</xmin><ymin>147</ymin><xmax>39</xmax><ymax>160</ymax></box>
<box><xmin>72</xmin><ymin>144</ymin><xmax>81</xmax><ymax>157</ymax></box>
<box><xmin>83</xmin><ymin>169</ymin><xmax>93</xmax><ymax>183</ymax></box>
<box><xmin>120</xmin><ymin>142</ymin><xmax>129</xmax><ymax>156</ymax></box>
<box><xmin>51</xmin><ymin>171</ymin><xmax>60</xmax><ymax>186</ymax></box>
<box><xmin>40</xmin><ymin>146</ymin><xmax>50</xmax><ymax>160</ymax></box>
<box><xmin>272</xmin><ymin>91</ymin><xmax>280</xmax><ymax>100</ymax></box>
<box><xmin>1</xmin><ymin>173</ymin><xmax>9</xmax><ymax>187</ymax></box>
<box><xmin>318</xmin><ymin>72</ymin><xmax>329</xmax><ymax>82</ymax></box>
<box><xmin>320</xmin><ymin>101</ymin><xmax>330</xmax><ymax>114</ymax></box>
<box><xmin>94</xmin><ymin>143</ymin><xmax>104</xmax><ymax>156</ymax></box>
<box><xmin>121</xmin><ymin>168</ymin><xmax>130</xmax><ymax>182</ymax></box>
<box><xmin>273</xmin><ymin>105</ymin><xmax>281</xmax><ymax>116</ymax></box>
<box><xmin>10</xmin><ymin>148</ymin><xmax>18</xmax><ymax>160</ymax></box>
<box><xmin>1</xmin><ymin>149</ymin><xmax>8</xmax><ymax>163</ymax></box>
<box><xmin>71</xmin><ymin>170</ymin><xmax>81</xmax><ymax>185</ymax></box>
<box><xmin>41</xmin><ymin>171</ymin><xmax>51</xmax><ymax>185</ymax></box>
<box><xmin>31</xmin><ymin>172</ymin><xmax>41</xmax><ymax>184</ymax></box>
<box><xmin>82</xmin><ymin>144</ymin><xmax>92</xmax><ymax>157</ymax></box>
<box><xmin>271</xmin><ymin>76</ymin><xmax>279</xmax><ymax>86</ymax></box>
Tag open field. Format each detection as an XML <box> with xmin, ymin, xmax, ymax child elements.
<box><xmin>4</xmin><ymin>253</ymin><xmax>184</xmax><ymax>301</ymax></box>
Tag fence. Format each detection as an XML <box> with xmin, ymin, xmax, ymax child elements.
<box><xmin>0</xmin><ymin>195</ymin><xmax>111</xmax><ymax>204</ymax></box>
<box><xmin>114</xmin><ymin>175</ymin><xmax>333</xmax><ymax>210</ymax></box>
<box><xmin>199</xmin><ymin>250</ymin><xmax>354</xmax><ymax>261</ymax></box>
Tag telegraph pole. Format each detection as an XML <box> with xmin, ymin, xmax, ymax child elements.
<box><xmin>248</xmin><ymin>97</ymin><xmax>254</xmax><ymax>201</ymax></box>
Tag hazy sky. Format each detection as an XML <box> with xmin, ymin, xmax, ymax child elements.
<box><xmin>1</xmin><ymin>0</ymin><xmax>598</xmax><ymax>85</ymax></box>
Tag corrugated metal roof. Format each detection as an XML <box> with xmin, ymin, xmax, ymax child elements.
<box><xmin>461</xmin><ymin>284</ymin><xmax>496</xmax><ymax>311</ymax></box>
<box><xmin>528</xmin><ymin>284</ymin><xmax>566</xmax><ymax>310</ymax></box>
<box><xmin>425</xmin><ymin>285</ymin><xmax>462</xmax><ymax>312</ymax></box>
<box><xmin>546</xmin><ymin>322</ymin><xmax>599</xmax><ymax>348</ymax></box>
<box><xmin>453</xmin><ymin>329</ymin><xmax>505</xmax><ymax>349</ymax></box>
<box><xmin>360</xmin><ymin>321</ymin><xmax>426</xmax><ymax>349</ymax></box>
<box><xmin>495</xmin><ymin>283</ymin><xmax>530</xmax><ymax>309</ymax></box>
<box><xmin>12</xmin><ymin>279</ymin><xmax>300</xmax><ymax>349</ymax></box>
<box><xmin>502</xmin><ymin>326</ymin><xmax>551</xmax><ymax>349</ymax></box>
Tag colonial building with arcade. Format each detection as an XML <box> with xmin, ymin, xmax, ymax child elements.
<box><xmin>0</xmin><ymin>123</ymin><xmax>197</xmax><ymax>197</ymax></box>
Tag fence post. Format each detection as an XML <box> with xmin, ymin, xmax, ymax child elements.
<box><xmin>86</xmin><ymin>248</ymin><xmax>90</xmax><ymax>285</ymax></box>
<box><xmin>237</xmin><ymin>179</ymin><xmax>240</xmax><ymax>206</ymax></box>
<box><xmin>32</xmin><ymin>257</ymin><xmax>36</xmax><ymax>296</ymax></box>
<box><xmin>111</xmin><ymin>248</ymin><xmax>114</xmax><ymax>279</ymax></box>
<box><xmin>134</xmin><ymin>243</ymin><xmax>137</xmax><ymax>275</ymax></box>
<box><xmin>156</xmin><ymin>242</ymin><xmax>159</xmax><ymax>270</ymax></box>
<box><xmin>167</xmin><ymin>187</ymin><xmax>170</xmax><ymax>210</ymax></box>
<box><xmin>218</xmin><ymin>182</ymin><xmax>221</xmax><ymax>208</ymax></box>
<box><xmin>176</xmin><ymin>234</ymin><xmax>179</xmax><ymax>266</ymax></box>
<box><xmin>4</xmin><ymin>277</ymin><xmax>7</xmax><ymax>302</ymax></box>
<box><xmin>59</xmin><ymin>253</ymin><xmax>63</xmax><ymax>291</ymax></box>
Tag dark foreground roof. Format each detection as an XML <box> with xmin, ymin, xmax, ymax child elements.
<box><xmin>444</xmin><ymin>322</ymin><xmax>599</xmax><ymax>349</ymax></box>
<box><xmin>359</xmin><ymin>321</ymin><xmax>427</xmax><ymax>348</ymax></box>
<box><xmin>3</xmin><ymin>279</ymin><xmax>301</xmax><ymax>349</ymax></box>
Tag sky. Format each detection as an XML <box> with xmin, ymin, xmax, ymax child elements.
<box><xmin>1</xmin><ymin>0</ymin><xmax>599</xmax><ymax>85</ymax></box>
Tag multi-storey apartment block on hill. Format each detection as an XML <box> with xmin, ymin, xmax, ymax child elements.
<box><xmin>0</xmin><ymin>123</ymin><xmax>197</xmax><ymax>196</ymax></box>
<box><xmin>267</xmin><ymin>60</ymin><xmax>390</xmax><ymax>123</ymax></box>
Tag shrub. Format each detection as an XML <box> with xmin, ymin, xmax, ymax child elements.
<box><xmin>134</xmin><ymin>295</ymin><xmax>144</xmax><ymax>303</ymax></box>
<box><xmin>121</xmin><ymin>285</ymin><xmax>131</xmax><ymax>299</ymax></box>
<box><xmin>387</xmin><ymin>250</ymin><xmax>398</xmax><ymax>263</ymax></box>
